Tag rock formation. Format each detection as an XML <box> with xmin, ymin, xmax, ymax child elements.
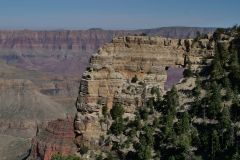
<box><xmin>74</xmin><ymin>35</ymin><xmax>214</xmax><ymax>149</ymax></box>
<box><xmin>29</xmin><ymin>117</ymin><xmax>77</xmax><ymax>160</ymax></box>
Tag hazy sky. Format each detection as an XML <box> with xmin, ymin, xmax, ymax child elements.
<box><xmin>0</xmin><ymin>0</ymin><xmax>239</xmax><ymax>30</ymax></box>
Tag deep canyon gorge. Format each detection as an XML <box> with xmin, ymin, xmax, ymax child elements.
<box><xmin>0</xmin><ymin>27</ymin><xmax>215</xmax><ymax>160</ymax></box>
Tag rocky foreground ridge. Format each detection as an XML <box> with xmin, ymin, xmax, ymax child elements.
<box><xmin>74</xmin><ymin>35</ymin><xmax>214</xmax><ymax>151</ymax></box>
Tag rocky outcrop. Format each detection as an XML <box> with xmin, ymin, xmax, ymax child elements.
<box><xmin>74</xmin><ymin>35</ymin><xmax>215</xmax><ymax>150</ymax></box>
<box><xmin>29</xmin><ymin>117</ymin><xmax>77</xmax><ymax>160</ymax></box>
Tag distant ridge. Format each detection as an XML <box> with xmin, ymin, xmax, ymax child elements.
<box><xmin>139</xmin><ymin>26</ymin><xmax>216</xmax><ymax>38</ymax></box>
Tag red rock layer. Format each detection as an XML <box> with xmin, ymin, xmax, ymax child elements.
<box><xmin>29</xmin><ymin>117</ymin><xmax>77</xmax><ymax>160</ymax></box>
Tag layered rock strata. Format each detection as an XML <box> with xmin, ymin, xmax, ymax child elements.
<box><xmin>29</xmin><ymin>117</ymin><xmax>77</xmax><ymax>160</ymax></box>
<box><xmin>74</xmin><ymin>35</ymin><xmax>215</xmax><ymax>149</ymax></box>
<box><xmin>74</xmin><ymin>36</ymin><xmax>205</xmax><ymax>149</ymax></box>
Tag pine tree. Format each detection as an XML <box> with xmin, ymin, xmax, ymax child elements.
<box><xmin>180</xmin><ymin>112</ymin><xmax>190</xmax><ymax>134</ymax></box>
<box><xmin>142</xmin><ymin>125</ymin><xmax>154</xmax><ymax>146</ymax></box>
<box><xmin>164</xmin><ymin>111</ymin><xmax>174</xmax><ymax>136</ymax></box>
<box><xmin>216</xmin><ymin>42</ymin><xmax>229</xmax><ymax>66</ymax></box>
<box><xmin>193</xmin><ymin>77</ymin><xmax>201</xmax><ymax>97</ymax></box>
<box><xmin>109</xmin><ymin>103</ymin><xmax>124</xmax><ymax>136</ymax></box>
<box><xmin>219</xmin><ymin>106</ymin><xmax>231</xmax><ymax>130</ymax></box>
<box><xmin>165</xmin><ymin>86</ymin><xmax>179</xmax><ymax>115</ymax></box>
<box><xmin>110</xmin><ymin>103</ymin><xmax>124</xmax><ymax>120</ymax></box>
<box><xmin>191</xmin><ymin>127</ymin><xmax>200</xmax><ymax>146</ymax></box>
<box><xmin>211</xmin><ymin>130</ymin><xmax>220</xmax><ymax>160</ymax></box>
<box><xmin>109</xmin><ymin>117</ymin><xmax>124</xmax><ymax>136</ymax></box>
<box><xmin>135</xmin><ymin>133</ymin><xmax>153</xmax><ymax>160</ymax></box>
<box><xmin>229</xmin><ymin>50</ymin><xmax>239</xmax><ymax>70</ymax></box>
<box><xmin>178</xmin><ymin>134</ymin><xmax>191</xmax><ymax>151</ymax></box>
<box><xmin>208</xmin><ymin>82</ymin><xmax>222</xmax><ymax>119</ymax></box>
<box><xmin>222</xmin><ymin>77</ymin><xmax>234</xmax><ymax>101</ymax></box>
<box><xmin>211</xmin><ymin>57</ymin><xmax>224</xmax><ymax>80</ymax></box>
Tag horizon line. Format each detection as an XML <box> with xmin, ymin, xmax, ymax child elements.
<box><xmin>0</xmin><ymin>25</ymin><xmax>221</xmax><ymax>31</ymax></box>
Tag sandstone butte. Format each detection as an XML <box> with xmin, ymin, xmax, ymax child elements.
<box><xmin>28</xmin><ymin>35</ymin><xmax>214</xmax><ymax>159</ymax></box>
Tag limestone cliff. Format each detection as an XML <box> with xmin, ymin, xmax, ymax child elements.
<box><xmin>74</xmin><ymin>36</ymin><xmax>214</xmax><ymax>149</ymax></box>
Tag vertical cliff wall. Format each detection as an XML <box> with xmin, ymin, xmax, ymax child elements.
<box><xmin>74</xmin><ymin>36</ymin><xmax>184</xmax><ymax>148</ymax></box>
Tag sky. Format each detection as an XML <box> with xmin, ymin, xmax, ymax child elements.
<box><xmin>0</xmin><ymin>0</ymin><xmax>239</xmax><ymax>30</ymax></box>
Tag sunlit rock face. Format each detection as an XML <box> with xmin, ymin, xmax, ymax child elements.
<box><xmin>74</xmin><ymin>36</ymin><xmax>183</xmax><ymax>148</ymax></box>
<box><xmin>74</xmin><ymin>35</ymin><xmax>215</xmax><ymax>150</ymax></box>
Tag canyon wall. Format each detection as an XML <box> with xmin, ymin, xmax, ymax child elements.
<box><xmin>0</xmin><ymin>27</ymin><xmax>215</xmax><ymax>51</ymax></box>
<box><xmin>74</xmin><ymin>35</ymin><xmax>214</xmax><ymax>149</ymax></box>
<box><xmin>0</xmin><ymin>29</ymin><xmax>122</xmax><ymax>52</ymax></box>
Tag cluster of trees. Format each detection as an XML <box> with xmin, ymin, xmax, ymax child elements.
<box><xmin>104</xmin><ymin>85</ymin><xmax>199</xmax><ymax>160</ymax></box>
<box><xmin>187</xmin><ymin>26</ymin><xmax>240</xmax><ymax>160</ymax></box>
